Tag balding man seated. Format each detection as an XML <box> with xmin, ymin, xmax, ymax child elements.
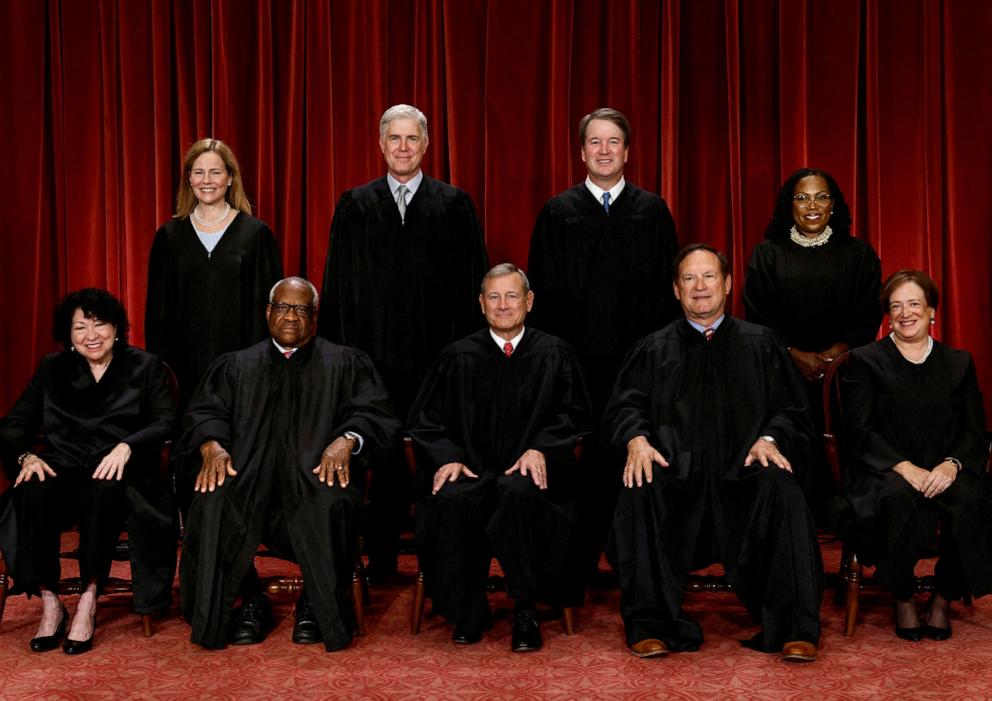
<box><xmin>177</xmin><ymin>277</ymin><xmax>399</xmax><ymax>651</ymax></box>
<box><xmin>606</xmin><ymin>244</ymin><xmax>823</xmax><ymax>662</ymax></box>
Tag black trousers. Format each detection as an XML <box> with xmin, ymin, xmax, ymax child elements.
<box><xmin>418</xmin><ymin>471</ymin><xmax>574</xmax><ymax>630</ymax></box>
<box><xmin>867</xmin><ymin>470</ymin><xmax>992</xmax><ymax>601</ymax></box>
<box><xmin>12</xmin><ymin>464</ymin><xmax>126</xmax><ymax>595</ymax></box>
<box><xmin>610</xmin><ymin>466</ymin><xmax>823</xmax><ymax>651</ymax></box>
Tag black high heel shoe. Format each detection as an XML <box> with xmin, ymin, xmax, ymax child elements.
<box><xmin>30</xmin><ymin>604</ymin><xmax>68</xmax><ymax>652</ymax></box>
<box><xmin>63</xmin><ymin>612</ymin><xmax>96</xmax><ymax>655</ymax></box>
<box><xmin>893</xmin><ymin>600</ymin><xmax>923</xmax><ymax>642</ymax></box>
<box><xmin>923</xmin><ymin>593</ymin><xmax>952</xmax><ymax>641</ymax></box>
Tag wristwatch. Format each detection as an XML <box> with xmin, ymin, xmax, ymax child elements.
<box><xmin>759</xmin><ymin>435</ymin><xmax>776</xmax><ymax>444</ymax></box>
<box><xmin>17</xmin><ymin>451</ymin><xmax>36</xmax><ymax>466</ymax></box>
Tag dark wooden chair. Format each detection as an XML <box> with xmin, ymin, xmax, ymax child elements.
<box><xmin>405</xmin><ymin>437</ymin><xmax>577</xmax><ymax>636</ymax></box>
<box><xmin>253</xmin><ymin>463</ymin><xmax>375</xmax><ymax>637</ymax></box>
<box><xmin>0</xmin><ymin>363</ymin><xmax>181</xmax><ymax>638</ymax></box>
<box><xmin>255</xmin><ymin>557</ymin><xmax>369</xmax><ymax>637</ymax></box>
<box><xmin>821</xmin><ymin>351</ymin><xmax>984</xmax><ymax>636</ymax></box>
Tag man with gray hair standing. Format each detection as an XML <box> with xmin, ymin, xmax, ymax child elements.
<box><xmin>319</xmin><ymin>104</ymin><xmax>489</xmax><ymax>580</ymax></box>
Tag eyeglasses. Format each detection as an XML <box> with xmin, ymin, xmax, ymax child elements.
<box><xmin>792</xmin><ymin>192</ymin><xmax>833</xmax><ymax>205</ymax></box>
<box><xmin>270</xmin><ymin>302</ymin><xmax>314</xmax><ymax>318</ymax></box>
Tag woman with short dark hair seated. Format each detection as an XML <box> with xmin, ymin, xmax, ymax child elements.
<box><xmin>842</xmin><ymin>270</ymin><xmax>992</xmax><ymax>641</ymax></box>
<box><xmin>0</xmin><ymin>289</ymin><xmax>177</xmax><ymax>654</ymax></box>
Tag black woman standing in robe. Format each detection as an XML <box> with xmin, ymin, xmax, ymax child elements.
<box><xmin>842</xmin><ymin>270</ymin><xmax>992</xmax><ymax>641</ymax></box>
<box><xmin>744</xmin><ymin>168</ymin><xmax>882</xmax><ymax>502</ymax></box>
<box><xmin>145</xmin><ymin>138</ymin><xmax>283</xmax><ymax>410</ymax></box>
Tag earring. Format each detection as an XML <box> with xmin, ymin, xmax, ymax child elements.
<box><xmin>115</xmin><ymin>336</ymin><xmax>119</xmax><ymax>341</ymax></box>
<box><xmin>930</xmin><ymin>319</ymin><xmax>935</xmax><ymax>325</ymax></box>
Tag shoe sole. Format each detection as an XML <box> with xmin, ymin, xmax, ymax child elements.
<box><xmin>631</xmin><ymin>647</ymin><xmax>668</xmax><ymax>659</ymax></box>
<box><xmin>782</xmin><ymin>653</ymin><xmax>816</xmax><ymax>662</ymax></box>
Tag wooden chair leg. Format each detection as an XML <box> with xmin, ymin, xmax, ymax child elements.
<box><xmin>844</xmin><ymin>552</ymin><xmax>862</xmax><ymax>636</ymax></box>
<box><xmin>352</xmin><ymin>568</ymin><xmax>366</xmax><ymax>636</ymax></box>
<box><xmin>562</xmin><ymin>606</ymin><xmax>575</xmax><ymax>635</ymax></box>
<box><xmin>411</xmin><ymin>570</ymin><xmax>426</xmax><ymax>635</ymax></box>
<box><xmin>141</xmin><ymin>614</ymin><xmax>153</xmax><ymax>637</ymax></box>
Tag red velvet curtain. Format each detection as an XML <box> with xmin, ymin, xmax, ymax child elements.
<box><xmin>2</xmin><ymin>0</ymin><xmax>991</xmax><ymax>419</ymax></box>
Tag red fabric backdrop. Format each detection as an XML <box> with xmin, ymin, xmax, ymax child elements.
<box><xmin>2</xmin><ymin>0</ymin><xmax>990</xmax><ymax>419</ymax></box>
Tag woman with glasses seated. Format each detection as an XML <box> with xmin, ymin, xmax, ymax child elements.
<box><xmin>743</xmin><ymin>169</ymin><xmax>883</xmax><ymax>504</ymax></box>
<box><xmin>0</xmin><ymin>289</ymin><xmax>177</xmax><ymax>654</ymax></box>
<box><xmin>145</xmin><ymin>138</ymin><xmax>282</xmax><ymax>411</ymax></box>
<box><xmin>842</xmin><ymin>270</ymin><xmax>992</xmax><ymax>641</ymax></box>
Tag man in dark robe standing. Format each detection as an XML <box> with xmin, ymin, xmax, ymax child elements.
<box><xmin>319</xmin><ymin>104</ymin><xmax>489</xmax><ymax>579</ymax></box>
<box><xmin>527</xmin><ymin>108</ymin><xmax>680</xmax><ymax>577</ymax></box>
<box><xmin>606</xmin><ymin>244</ymin><xmax>822</xmax><ymax>662</ymax></box>
<box><xmin>177</xmin><ymin>277</ymin><xmax>399</xmax><ymax>651</ymax></box>
<box><xmin>409</xmin><ymin>264</ymin><xmax>594</xmax><ymax>652</ymax></box>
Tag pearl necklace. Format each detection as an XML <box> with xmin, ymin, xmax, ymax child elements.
<box><xmin>192</xmin><ymin>202</ymin><xmax>231</xmax><ymax>227</ymax></box>
<box><xmin>789</xmin><ymin>224</ymin><xmax>833</xmax><ymax>248</ymax></box>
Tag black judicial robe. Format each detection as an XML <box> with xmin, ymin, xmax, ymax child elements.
<box><xmin>408</xmin><ymin>328</ymin><xmax>595</xmax><ymax>614</ymax></box>
<box><xmin>318</xmin><ymin>175</ymin><xmax>489</xmax><ymax>417</ymax></box>
<box><xmin>841</xmin><ymin>337</ymin><xmax>992</xmax><ymax>597</ymax></box>
<box><xmin>146</xmin><ymin>213</ymin><xmax>283</xmax><ymax>407</ymax></box>
<box><xmin>527</xmin><ymin>183</ymin><xmax>679</xmax><ymax>411</ymax></box>
<box><xmin>176</xmin><ymin>338</ymin><xmax>400</xmax><ymax>651</ymax></box>
<box><xmin>743</xmin><ymin>234</ymin><xmax>882</xmax><ymax>353</ymax></box>
<box><xmin>605</xmin><ymin>317</ymin><xmax>822</xmax><ymax>650</ymax></box>
<box><xmin>0</xmin><ymin>347</ymin><xmax>177</xmax><ymax>612</ymax></box>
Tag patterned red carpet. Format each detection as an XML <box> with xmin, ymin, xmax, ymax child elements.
<box><xmin>2</xmin><ymin>539</ymin><xmax>991</xmax><ymax>700</ymax></box>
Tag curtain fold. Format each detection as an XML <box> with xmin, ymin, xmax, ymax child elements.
<box><xmin>2</xmin><ymin>0</ymin><xmax>990</xmax><ymax>420</ymax></box>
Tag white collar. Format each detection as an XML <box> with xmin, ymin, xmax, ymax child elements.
<box><xmin>387</xmin><ymin>171</ymin><xmax>424</xmax><ymax>198</ymax></box>
<box><xmin>490</xmin><ymin>327</ymin><xmax>525</xmax><ymax>353</ymax></box>
<box><xmin>585</xmin><ymin>176</ymin><xmax>626</xmax><ymax>205</ymax></box>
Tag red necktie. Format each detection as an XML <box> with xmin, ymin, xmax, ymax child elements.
<box><xmin>283</xmin><ymin>350</ymin><xmax>294</xmax><ymax>358</ymax></box>
<box><xmin>704</xmin><ymin>327</ymin><xmax>714</xmax><ymax>341</ymax></box>
<box><xmin>503</xmin><ymin>341</ymin><xmax>513</xmax><ymax>357</ymax></box>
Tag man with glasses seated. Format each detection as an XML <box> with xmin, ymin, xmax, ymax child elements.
<box><xmin>606</xmin><ymin>244</ymin><xmax>823</xmax><ymax>662</ymax></box>
<box><xmin>176</xmin><ymin>277</ymin><xmax>399</xmax><ymax>651</ymax></box>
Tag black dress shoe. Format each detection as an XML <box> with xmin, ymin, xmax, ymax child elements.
<box><xmin>63</xmin><ymin>635</ymin><xmax>93</xmax><ymax>655</ymax></box>
<box><xmin>452</xmin><ymin>627</ymin><xmax>483</xmax><ymax>645</ymax></box>
<box><xmin>292</xmin><ymin>592</ymin><xmax>322</xmax><ymax>645</ymax></box>
<box><xmin>228</xmin><ymin>595</ymin><xmax>272</xmax><ymax>645</ymax></box>
<box><xmin>511</xmin><ymin>610</ymin><xmax>542</xmax><ymax>653</ymax></box>
<box><xmin>923</xmin><ymin>623</ymin><xmax>952</xmax><ymax>641</ymax></box>
<box><xmin>30</xmin><ymin>605</ymin><xmax>68</xmax><ymax>652</ymax></box>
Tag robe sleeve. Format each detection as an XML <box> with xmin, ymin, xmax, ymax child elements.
<box><xmin>243</xmin><ymin>222</ymin><xmax>284</xmax><ymax>345</ymax></box>
<box><xmin>407</xmin><ymin>351</ymin><xmax>470</xmax><ymax>475</ymax></box>
<box><xmin>0</xmin><ymin>359</ymin><xmax>47</xmax><ymax>475</ymax></box>
<box><xmin>842</xmin><ymin>352</ymin><xmax>906</xmax><ymax>473</ymax></box>
<box><xmin>526</xmin><ymin>201</ymin><xmax>565</xmax><ymax>335</ymax></box>
<box><xmin>841</xmin><ymin>241</ymin><xmax>882</xmax><ymax>347</ymax></box>
<box><xmin>743</xmin><ymin>243</ymin><xmax>782</xmax><ymax>336</ymax></box>
<box><xmin>145</xmin><ymin>225</ymin><xmax>174</xmax><ymax>359</ymax></box>
<box><xmin>757</xmin><ymin>337</ymin><xmax>815</xmax><ymax>456</ymax></box>
<box><xmin>119</xmin><ymin>356</ymin><xmax>177</xmax><ymax>453</ymax></box>
<box><xmin>526</xmin><ymin>347</ymin><xmax>595</xmax><ymax>466</ymax></box>
<box><xmin>174</xmin><ymin>354</ymin><xmax>238</xmax><ymax>479</ymax></box>
<box><xmin>947</xmin><ymin>355</ymin><xmax>988</xmax><ymax>475</ymax></box>
<box><xmin>603</xmin><ymin>340</ymin><xmax>658</xmax><ymax>450</ymax></box>
<box><xmin>656</xmin><ymin>201</ymin><xmax>681</xmax><ymax>325</ymax></box>
<box><xmin>329</xmin><ymin>350</ymin><xmax>401</xmax><ymax>455</ymax></box>
<box><xmin>318</xmin><ymin>192</ymin><xmax>356</xmax><ymax>345</ymax></box>
<box><xmin>451</xmin><ymin>191</ymin><xmax>489</xmax><ymax>340</ymax></box>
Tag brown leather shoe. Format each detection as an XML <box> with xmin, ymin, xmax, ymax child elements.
<box><xmin>781</xmin><ymin>640</ymin><xmax>817</xmax><ymax>662</ymax></box>
<box><xmin>630</xmin><ymin>638</ymin><xmax>668</xmax><ymax>658</ymax></box>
